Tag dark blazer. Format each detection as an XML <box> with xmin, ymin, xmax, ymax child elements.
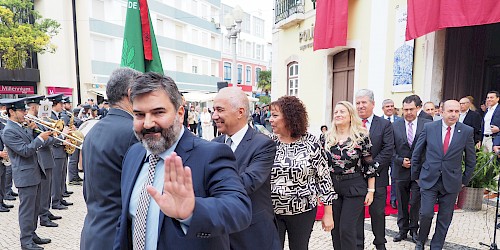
<box><xmin>115</xmin><ymin>130</ymin><xmax>252</xmax><ymax>250</ymax></box>
<box><xmin>213</xmin><ymin>127</ymin><xmax>280</xmax><ymax>250</ymax></box>
<box><xmin>2</xmin><ymin>120</ymin><xmax>52</xmax><ymax>188</ymax></box>
<box><xmin>392</xmin><ymin>117</ymin><xmax>432</xmax><ymax>181</ymax></box>
<box><xmin>418</xmin><ymin>110</ymin><xmax>434</xmax><ymax>121</ymax></box>
<box><xmin>411</xmin><ymin>121</ymin><xmax>475</xmax><ymax>193</ymax></box>
<box><xmin>462</xmin><ymin>110</ymin><xmax>482</xmax><ymax>144</ymax></box>
<box><xmin>368</xmin><ymin>115</ymin><xmax>395</xmax><ymax>187</ymax></box>
<box><xmin>80</xmin><ymin>108</ymin><xmax>139</xmax><ymax>250</ymax></box>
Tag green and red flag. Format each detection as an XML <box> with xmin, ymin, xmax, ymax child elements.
<box><xmin>121</xmin><ymin>0</ymin><xmax>164</xmax><ymax>73</ymax></box>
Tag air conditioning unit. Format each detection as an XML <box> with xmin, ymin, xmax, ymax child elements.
<box><xmin>215</xmin><ymin>23</ymin><xmax>221</xmax><ymax>29</ymax></box>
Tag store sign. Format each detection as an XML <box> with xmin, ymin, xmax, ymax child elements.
<box><xmin>299</xmin><ymin>23</ymin><xmax>315</xmax><ymax>51</ymax></box>
<box><xmin>47</xmin><ymin>86</ymin><xmax>73</xmax><ymax>96</ymax></box>
<box><xmin>228</xmin><ymin>84</ymin><xmax>253</xmax><ymax>92</ymax></box>
<box><xmin>0</xmin><ymin>85</ymin><xmax>35</xmax><ymax>94</ymax></box>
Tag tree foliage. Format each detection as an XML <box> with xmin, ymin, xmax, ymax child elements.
<box><xmin>257</xmin><ymin>70</ymin><xmax>272</xmax><ymax>95</ymax></box>
<box><xmin>0</xmin><ymin>0</ymin><xmax>60</xmax><ymax>69</ymax></box>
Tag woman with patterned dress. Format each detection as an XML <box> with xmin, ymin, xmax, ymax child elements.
<box><xmin>326</xmin><ymin>101</ymin><xmax>379</xmax><ymax>250</ymax></box>
<box><xmin>269</xmin><ymin>96</ymin><xmax>336</xmax><ymax>250</ymax></box>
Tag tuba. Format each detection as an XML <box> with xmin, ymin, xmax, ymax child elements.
<box><xmin>1</xmin><ymin>147</ymin><xmax>11</xmax><ymax>166</ymax></box>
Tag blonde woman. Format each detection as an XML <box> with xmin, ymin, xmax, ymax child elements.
<box><xmin>326</xmin><ymin>101</ymin><xmax>378</xmax><ymax>250</ymax></box>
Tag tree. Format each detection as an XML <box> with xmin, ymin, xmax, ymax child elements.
<box><xmin>0</xmin><ymin>0</ymin><xmax>60</xmax><ymax>70</ymax></box>
<box><xmin>257</xmin><ymin>70</ymin><xmax>271</xmax><ymax>104</ymax></box>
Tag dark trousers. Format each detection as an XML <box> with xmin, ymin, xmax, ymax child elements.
<box><xmin>418</xmin><ymin>178</ymin><xmax>458</xmax><ymax>249</ymax></box>
<box><xmin>396</xmin><ymin>180</ymin><xmax>420</xmax><ymax>233</ymax></box>
<box><xmin>39</xmin><ymin>168</ymin><xmax>52</xmax><ymax>220</ymax></box>
<box><xmin>51</xmin><ymin>157</ymin><xmax>67</xmax><ymax>207</ymax></box>
<box><xmin>0</xmin><ymin>164</ymin><xmax>5</xmax><ymax>201</ymax></box>
<box><xmin>5</xmin><ymin>165</ymin><xmax>13</xmax><ymax>195</ymax></box>
<box><xmin>276</xmin><ymin>207</ymin><xmax>317</xmax><ymax>250</ymax></box>
<box><xmin>189</xmin><ymin>123</ymin><xmax>197</xmax><ymax>133</ymax></box>
<box><xmin>68</xmin><ymin>149</ymin><xmax>80</xmax><ymax>181</ymax></box>
<box><xmin>18</xmin><ymin>184</ymin><xmax>41</xmax><ymax>245</ymax></box>
<box><xmin>356</xmin><ymin>186</ymin><xmax>387</xmax><ymax>249</ymax></box>
<box><xmin>62</xmin><ymin>155</ymin><xmax>68</xmax><ymax>193</ymax></box>
<box><xmin>331</xmin><ymin>176</ymin><xmax>366</xmax><ymax>250</ymax></box>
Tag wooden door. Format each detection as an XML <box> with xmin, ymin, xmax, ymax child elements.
<box><xmin>332</xmin><ymin>49</ymin><xmax>355</xmax><ymax>116</ymax></box>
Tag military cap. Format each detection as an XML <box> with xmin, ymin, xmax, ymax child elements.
<box><xmin>25</xmin><ymin>95</ymin><xmax>45</xmax><ymax>105</ymax></box>
<box><xmin>46</xmin><ymin>93</ymin><xmax>64</xmax><ymax>103</ymax></box>
<box><xmin>82</xmin><ymin>104</ymin><xmax>91</xmax><ymax>109</ymax></box>
<box><xmin>63</xmin><ymin>96</ymin><xmax>72</xmax><ymax>103</ymax></box>
<box><xmin>0</xmin><ymin>98</ymin><xmax>27</xmax><ymax>110</ymax></box>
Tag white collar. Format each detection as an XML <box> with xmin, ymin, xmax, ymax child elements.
<box><xmin>225</xmin><ymin>124</ymin><xmax>249</xmax><ymax>151</ymax></box>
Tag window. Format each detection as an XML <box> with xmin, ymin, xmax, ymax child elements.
<box><xmin>211</xmin><ymin>61</ymin><xmax>218</xmax><ymax>77</ymax></box>
<box><xmin>287</xmin><ymin>62</ymin><xmax>299</xmax><ymax>96</ymax></box>
<box><xmin>201</xmin><ymin>4</ymin><xmax>208</xmax><ymax>20</ymax></box>
<box><xmin>246</xmin><ymin>66</ymin><xmax>251</xmax><ymax>83</ymax></box>
<box><xmin>211</xmin><ymin>36</ymin><xmax>216</xmax><ymax>50</ymax></box>
<box><xmin>176</xmin><ymin>56</ymin><xmax>184</xmax><ymax>71</ymax></box>
<box><xmin>224</xmin><ymin>62</ymin><xmax>231</xmax><ymax>80</ymax></box>
<box><xmin>242</xmin><ymin>13</ymin><xmax>251</xmax><ymax>33</ymax></box>
<box><xmin>253</xmin><ymin>17</ymin><xmax>264</xmax><ymax>38</ymax></box>
<box><xmin>245</xmin><ymin>42</ymin><xmax>252</xmax><ymax>58</ymax></box>
<box><xmin>256</xmin><ymin>44</ymin><xmax>262</xmax><ymax>60</ymax></box>
<box><xmin>192</xmin><ymin>58</ymin><xmax>199</xmax><ymax>74</ymax></box>
<box><xmin>237</xmin><ymin>64</ymin><xmax>243</xmax><ymax>84</ymax></box>
<box><xmin>202</xmin><ymin>60</ymin><xmax>208</xmax><ymax>75</ymax></box>
<box><xmin>192</xmin><ymin>29</ymin><xmax>198</xmax><ymax>44</ymax></box>
<box><xmin>191</xmin><ymin>0</ymin><xmax>198</xmax><ymax>15</ymax></box>
<box><xmin>175</xmin><ymin>25</ymin><xmax>183</xmax><ymax>40</ymax></box>
<box><xmin>156</xmin><ymin>19</ymin><xmax>164</xmax><ymax>36</ymax></box>
<box><xmin>92</xmin><ymin>0</ymin><xmax>105</xmax><ymax>20</ymax></box>
<box><xmin>92</xmin><ymin>39</ymin><xmax>106</xmax><ymax>61</ymax></box>
<box><xmin>201</xmin><ymin>32</ymin><xmax>208</xmax><ymax>47</ymax></box>
<box><xmin>255</xmin><ymin>67</ymin><xmax>261</xmax><ymax>84</ymax></box>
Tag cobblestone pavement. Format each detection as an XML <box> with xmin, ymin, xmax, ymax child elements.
<box><xmin>0</xmin><ymin>183</ymin><xmax>496</xmax><ymax>249</ymax></box>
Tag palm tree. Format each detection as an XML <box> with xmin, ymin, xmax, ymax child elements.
<box><xmin>257</xmin><ymin>70</ymin><xmax>271</xmax><ymax>104</ymax></box>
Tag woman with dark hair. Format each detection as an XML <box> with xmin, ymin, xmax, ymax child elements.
<box><xmin>269</xmin><ymin>96</ymin><xmax>336</xmax><ymax>250</ymax></box>
<box><xmin>326</xmin><ymin>101</ymin><xmax>378</xmax><ymax>250</ymax></box>
<box><xmin>319</xmin><ymin>125</ymin><xmax>328</xmax><ymax>148</ymax></box>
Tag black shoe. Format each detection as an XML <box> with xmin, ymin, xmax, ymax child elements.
<box><xmin>52</xmin><ymin>204</ymin><xmax>68</xmax><ymax>210</ymax></box>
<box><xmin>33</xmin><ymin>236</ymin><xmax>51</xmax><ymax>244</ymax></box>
<box><xmin>61</xmin><ymin>200</ymin><xmax>73</xmax><ymax>206</ymax></box>
<box><xmin>1</xmin><ymin>202</ymin><xmax>14</xmax><ymax>208</ymax></box>
<box><xmin>76</xmin><ymin>176</ymin><xmax>83</xmax><ymax>182</ymax></box>
<box><xmin>415</xmin><ymin>241</ymin><xmax>425</xmax><ymax>250</ymax></box>
<box><xmin>0</xmin><ymin>206</ymin><xmax>9</xmax><ymax>212</ymax></box>
<box><xmin>48</xmin><ymin>214</ymin><xmax>62</xmax><ymax>220</ymax></box>
<box><xmin>391</xmin><ymin>200</ymin><xmax>397</xmax><ymax>209</ymax></box>
<box><xmin>40</xmin><ymin>220</ymin><xmax>58</xmax><ymax>227</ymax></box>
<box><xmin>62</xmin><ymin>193</ymin><xmax>70</xmax><ymax>197</ymax></box>
<box><xmin>10</xmin><ymin>191</ymin><xmax>18</xmax><ymax>197</ymax></box>
<box><xmin>411</xmin><ymin>231</ymin><xmax>419</xmax><ymax>243</ymax></box>
<box><xmin>393</xmin><ymin>232</ymin><xmax>408</xmax><ymax>242</ymax></box>
<box><xmin>375</xmin><ymin>244</ymin><xmax>387</xmax><ymax>250</ymax></box>
<box><xmin>4</xmin><ymin>194</ymin><xmax>16</xmax><ymax>201</ymax></box>
<box><xmin>21</xmin><ymin>243</ymin><xmax>43</xmax><ymax>250</ymax></box>
<box><xmin>65</xmin><ymin>190</ymin><xmax>74</xmax><ymax>195</ymax></box>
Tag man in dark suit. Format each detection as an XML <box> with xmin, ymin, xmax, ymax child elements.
<box><xmin>114</xmin><ymin>72</ymin><xmax>251</xmax><ymax>250</ymax></box>
<box><xmin>382</xmin><ymin>98</ymin><xmax>401</xmax><ymax>209</ymax></box>
<box><xmin>413</xmin><ymin>96</ymin><xmax>434</xmax><ymax>121</ymax></box>
<box><xmin>0</xmin><ymin>124</ymin><xmax>13</xmax><ymax>212</ymax></box>
<box><xmin>459</xmin><ymin>97</ymin><xmax>482</xmax><ymax>148</ymax></box>
<box><xmin>411</xmin><ymin>100</ymin><xmax>475</xmax><ymax>250</ymax></box>
<box><xmin>80</xmin><ymin>68</ymin><xmax>141</xmax><ymax>250</ymax></box>
<box><xmin>392</xmin><ymin>95</ymin><xmax>432</xmax><ymax>243</ymax></box>
<box><xmin>482</xmin><ymin>91</ymin><xmax>500</xmax><ymax>152</ymax></box>
<box><xmin>1</xmin><ymin>98</ymin><xmax>54</xmax><ymax>250</ymax></box>
<box><xmin>355</xmin><ymin>89</ymin><xmax>394</xmax><ymax>250</ymax></box>
<box><xmin>212</xmin><ymin>87</ymin><xmax>280</xmax><ymax>250</ymax></box>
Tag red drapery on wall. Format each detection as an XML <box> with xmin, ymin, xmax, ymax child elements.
<box><xmin>313</xmin><ymin>0</ymin><xmax>348</xmax><ymax>51</ymax></box>
<box><xmin>406</xmin><ymin>0</ymin><xmax>500</xmax><ymax>40</ymax></box>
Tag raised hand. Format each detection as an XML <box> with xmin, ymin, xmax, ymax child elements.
<box><xmin>147</xmin><ymin>152</ymin><xmax>195</xmax><ymax>220</ymax></box>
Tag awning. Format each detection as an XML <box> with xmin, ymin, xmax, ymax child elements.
<box><xmin>87</xmin><ymin>89</ymin><xmax>107</xmax><ymax>99</ymax></box>
<box><xmin>406</xmin><ymin>0</ymin><xmax>500</xmax><ymax>40</ymax></box>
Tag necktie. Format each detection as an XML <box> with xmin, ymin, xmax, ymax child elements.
<box><xmin>443</xmin><ymin>126</ymin><xmax>451</xmax><ymax>154</ymax></box>
<box><xmin>133</xmin><ymin>154</ymin><xmax>160</xmax><ymax>250</ymax></box>
<box><xmin>387</xmin><ymin>116</ymin><xmax>391</xmax><ymax>121</ymax></box>
<box><xmin>362</xmin><ymin>119</ymin><xmax>368</xmax><ymax>128</ymax></box>
<box><xmin>407</xmin><ymin>122</ymin><xmax>414</xmax><ymax>146</ymax></box>
<box><xmin>225</xmin><ymin>137</ymin><xmax>233</xmax><ymax>148</ymax></box>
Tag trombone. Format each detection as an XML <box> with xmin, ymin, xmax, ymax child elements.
<box><xmin>23</xmin><ymin>115</ymin><xmax>83</xmax><ymax>150</ymax></box>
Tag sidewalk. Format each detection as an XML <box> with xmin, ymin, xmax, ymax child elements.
<box><xmin>0</xmin><ymin>184</ymin><xmax>495</xmax><ymax>249</ymax></box>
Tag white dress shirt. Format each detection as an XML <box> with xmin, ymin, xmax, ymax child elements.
<box><xmin>362</xmin><ymin>114</ymin><xmax>374</xmax><ymax>131</ymax></box>
<box><xmin>484</xmin><ymin>103</ymin><xmax>498</xmax><ymax>135</ymax></box>
<box><xmin>459</xmin><ymin>109</ymin><xmax>469</xmax><ymax>123</ymax></box>
<box><xmin>225</xmin><ymin>124</ymin><xmax>248</xmax><ymax>152</ymax></box>
<box><xmin>441</xmin><ymin>121</ymin><xmax>456</xmax><ymax>146</ymax></box>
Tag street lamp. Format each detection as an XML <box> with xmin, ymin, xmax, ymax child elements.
<box><xmin>224</xmin><ymin>5</ymin><xmax>243</xmax><ymax>86</ymax></box>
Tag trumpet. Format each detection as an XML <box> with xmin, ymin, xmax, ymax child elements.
<box><xmin>23</xmin><ymin>115</ymin><xmax>83</xmax><ymax>150</ymax></box>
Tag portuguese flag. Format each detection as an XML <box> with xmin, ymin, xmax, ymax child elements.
<box><xmin>121</xmin><ymin>0</ymin><xmax>164</xmax><ymax>73</ymax></box>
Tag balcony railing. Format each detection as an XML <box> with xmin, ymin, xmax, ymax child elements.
<box><xmin>275</xmin><ymin>0</ymin><xmax>305</xmax><ymax>24</ymax></box>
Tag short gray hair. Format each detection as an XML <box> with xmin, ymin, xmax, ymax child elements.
<box><xmin>216</xmin><ymin>87</ymin><xmax>250</xmax><ymax>118</ymax></box>
<box><xmin>106</xmin><ymin>67</ymin><xmax>141</xmax><ymax>105</ymax></box>
<box><xmin>382</xmin><ymin>99</ymin><xmax>394</xmax><ymax>106</ymax></box>
<box><xmin>129</xmin><ymin>72</ymin><xmax>182</xmax><ymax>110</ymax></box>
<box><xmin>355</xmin><ymin>89</ymin><xmax>375</xmax><ymax>102</ymax></box>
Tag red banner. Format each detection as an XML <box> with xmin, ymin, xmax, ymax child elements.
<box><xmin>0</xmin><ymin>85</ymin><xmax>35</xmax><ymax>94</ymax></box>
<box><xmin>406</xmin><ymin>0</ymin><xmax>500</xmax><ymax>41</ymax></box>
<box><xmin>313</xmin><ymin>0</ymin><xmax>348</xmax><ymax>51</ymax></box>
<box><xmin>228</xmin><ymin>84</ymin><xmax>253</xmax><ymax>92</ymax></box>
<box><xmin>139</xmin><ymin>0</ymin><xmax>153</xmax><ymax>60</ymax></box>
<box><xmin>46</xmin><ymin>87</ymin><xmax>73</xmax><ymax>96</ymax></box>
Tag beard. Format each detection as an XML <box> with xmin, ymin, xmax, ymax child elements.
<box><xmin>134</xmin><ymin>116</ymin><xmax>182</xmax><ymax>155</ymax></box>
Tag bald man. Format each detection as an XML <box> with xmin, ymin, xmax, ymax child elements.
<box><xmin>212</xmin><ymin>87</ymin><xmax>280</xmax><ymax>250</ymax></box>
<box><xmin>411</xmin><ymin>100</ymin><xmax>475</xmax><ymax>250</ymax></box>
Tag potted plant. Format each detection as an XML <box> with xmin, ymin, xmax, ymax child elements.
<box><xmin>458</xmin><ymin>149</ymin><xmax>499</xmax><ymax>210</ymax></box>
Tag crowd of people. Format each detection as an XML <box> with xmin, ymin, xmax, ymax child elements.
<box><xmin>0</xmin><ymin>66</ymin><xmax>498</xmax><ymax>250</ymax></box>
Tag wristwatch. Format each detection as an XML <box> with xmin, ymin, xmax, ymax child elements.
<box><xmin>367</xmin><ymin>188</ymin><xmax>375</xmax><ymax>193</ymax></box>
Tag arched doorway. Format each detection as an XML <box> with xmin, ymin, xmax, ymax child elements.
<box><xmin>332</xmin><ymin>49</ymin><xmax>355</xmax><ymax>116</ymax></box>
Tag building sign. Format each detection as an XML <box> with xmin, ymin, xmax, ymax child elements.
<box><xmin>392</xmin><ymin>5</ymin><xmax>415</xmax><ymax>93</ymax></box>
<box><xmin>0</xmin><ymin>85</ymin><xmax>35</xmax><ymax>94</ymax></box>
<box><xmin>228</xmin><ymin>84</ymin><xmax>253</xmax><ymax>92</ymax></box>
<box><xmin>299</xmin><ymin>23</ymin><xmax>314</xmax><ymax>51</ymax></box>
<box><xmin>47</xmin><ymin>86</ymin><xmax>73</xmax><ymax>96</ymax></box>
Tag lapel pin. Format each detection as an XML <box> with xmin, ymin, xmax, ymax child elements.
<box><xmin>458</xmin><ymin>130</ymin><xmax>461</xmax><ymax>133</ymax></box>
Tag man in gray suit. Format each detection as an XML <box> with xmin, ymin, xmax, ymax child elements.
<box><xmin>212</xmin><ymin>87</ymin><xmax>280</xmax><ymax>250</ymax></box>
<box><xmin>0</xmin><ymin>125</ymin><xmax>13</xmax><ymax>212</ymax></box>
<box><xmin>1</xmin><ymin>98</ymin><xmax>54</xmax><ymax>250</ymax></box>
<box><xmin>80</xmin><ymin>67</ymin><xmax>140</xmax><ymax>250</ymax></box>
<box><xmin>411</xmin><ymin>100</ymin><xmax>475</xmax><ymax>250</ymax></box>
<box><xmin>25</xmin><ymin>96</ymin><xmax>61</xmax><ymax>227</ymax></box>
